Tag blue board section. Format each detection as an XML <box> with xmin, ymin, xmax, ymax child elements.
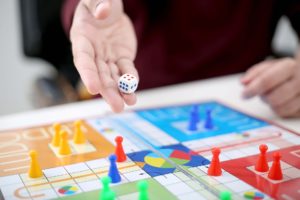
<box><xmin>136</xmin><ymin>101</ymin><xmax>268</xmax><ymax>142</ymax></box>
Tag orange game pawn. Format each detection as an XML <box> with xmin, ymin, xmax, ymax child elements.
<box><xmin>268</xmin><ymin>152</ymin><xmax>283</xmax><ymax>180</ymax></box>
<box><xmin>207</xmin><ymin>147</ymin><xmax>222</xmax><ymax>176</ymax></box>
<box><xmin>255</xmin><ymin>144</ymin><xmax>269</xmax><ymax>172</ymax></box>
<box><xmin>59</xmin><ymin>131</ymin><xmax>72</xmax><ymax>155</ymax></box>
<box><xmin>115</xmin><ymin>136</ymin><xmax>126</xmax><ymax>162</ymax></box>
<box><xmin>28</xmin><ymin>150</ymin><xmax>43</xmax><ymax>178</ymax></box>
<box><xmin>51</xmin><ymin>123</ymin><xmax>61</xmax><ymax>147</ymax></box>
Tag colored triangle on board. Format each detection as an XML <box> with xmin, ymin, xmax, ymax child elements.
<box><xmin>135</xmin><ymin>161</ymin><xmax>146</xmax><ymax>168</ymax></box>
<box><xmin>170</xmin><ymin>150</ymin><xmax>190</xmax><ymax>160</ymax></box>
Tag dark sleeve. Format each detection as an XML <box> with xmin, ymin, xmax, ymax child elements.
<box><xmin>282</xmin><ymin>0</ymin><xmax>300</xmax><ymax>37</ymax></box>
<box><xmin>61</xmin><ymin>0</ymin><xmax>79</xmax><ymax>37</ymax></box>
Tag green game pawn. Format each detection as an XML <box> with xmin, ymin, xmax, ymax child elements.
<box><xmin>219</xmin><ymin>190</ymin><xmax>231</xmax><ymax>200</ymax></box>
<box><xmin>100</xmin><ymin>176</ymin><xmax>115</xmax><ymax>200</ymax></box>
<box><xmin>138</xmin><ymin>180</ymin><xmax>149</xmax><ymax>200</ymax></box>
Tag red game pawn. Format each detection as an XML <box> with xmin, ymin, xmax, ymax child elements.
<box><xmin>255</xmin><ymin>144</ymin><xmax>269</xmax><ymax>172</ymax></box>
<box><xmin>115</xmin><ymin>136</ymin><xmax>126</xmax><ymax>162</ymax></box>
<box><xmin>208</xmin><ymin>147</ymin><xmax>222</xmax><ymax>176</ymax></box>
<box><xmin>268</xmin><ymin>152</ymin><xmax>283</xmax><ymax>180</ymax></box>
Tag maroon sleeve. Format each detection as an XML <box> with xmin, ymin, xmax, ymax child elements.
<box><xmin>61</xmin><ymin>0</ymin><xmax>80</xmax><ymax>37</ymax></box>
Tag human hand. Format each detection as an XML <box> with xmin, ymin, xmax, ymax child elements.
<box><xmin>241</xmin><ymin>58</ymin><xmax>300</xmax><ymax>117</ymax></box>
<box><xmin>70</xmin><ymin>0</ymin><xmax>138</xmax><ymax>112</ymax></box>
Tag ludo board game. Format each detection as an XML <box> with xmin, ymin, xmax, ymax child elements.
<box><xmin>0</xmin><ymin>101</ymin><xmax>299</xmax><ymax>200</ymax></box>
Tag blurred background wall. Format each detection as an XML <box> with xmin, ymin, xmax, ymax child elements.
<box><xmin>0</xmin><ymin>0</ymin><xmax>299</xmax><ymax>116</ymax></box>
<box><xmin>0</xmin><ymin>0</ymin><xmax>53</xmax><ymax>116</ymax></box>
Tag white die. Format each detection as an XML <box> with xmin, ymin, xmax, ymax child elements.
<box><xmin>118</xmin><ymin>74</ymin><xmax>138</xmax><ymax>94</ymax></box>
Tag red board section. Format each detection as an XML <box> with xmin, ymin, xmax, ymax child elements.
<box><xmin>222</xmin><ymin>145</ymin><xmax>300</xmax><ymax>199</ymax></box>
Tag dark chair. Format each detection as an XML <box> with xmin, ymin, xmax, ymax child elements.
<box><xmin>19</xmin><ymin>0</ymin><xmax>79</xmax><ymax>107</ymax></box>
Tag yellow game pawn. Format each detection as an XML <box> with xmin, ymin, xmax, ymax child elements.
<box><xmin>73</xmin><ymin>120</ymin><xmax>86</xmax><ymax>144</ymax></box>
<box><xmin>59</xmin><ymin>130</ymin><xmax>72</xmax><ymax>155</ymax></box>
<box><xmin>28</xmin><ymin>150</ymin><xmax>43</xmax><ymax>178</ymax></box>
<box><xmin>51</xmin><ymin>123</ymin><xmax>61</xmax><ymax>147</ymax></box>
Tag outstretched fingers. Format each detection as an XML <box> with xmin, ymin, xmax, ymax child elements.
<box><xmin>71</xmin><ymin>35</ymin><xmax>101</xmax><ymax>95</ymax></box>
<box><xmin>96</xmin><ymin>59</ymin><xmax>125</xmax><ymax>112</ymax></box>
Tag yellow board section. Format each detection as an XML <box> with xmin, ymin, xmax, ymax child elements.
<box><xmin>0</xmin><ymin>120</ymin><xmax>115</xmax><ymax>176</ymax></box>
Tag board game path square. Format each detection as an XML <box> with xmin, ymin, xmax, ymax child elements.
<box><xmin>154</xmin><ymin>174</ymin><xmax>181</xmax><ymax>185</ymax></box>
<box><xmin>43</xmin><ymin>167</ymin><xmax>68</xmax><ymax>178</ymax></box>
<box><xmin>123</xmin><ymin>170</ymin><xmax>150</xmax><ymax>182</ymax></box>
<box><xmin>165</xmin><ymin>182</ymin><xmax>194</xmax><ymax>196</ymax></box>
<box><xmin>29</xmin><ymin>188</ymin><xmax>58</xmax><ymax>200</ymax></box>
<box><xmin>0</xmin><ymin>183</ymin><xmax>29</xmax><ymax>198</ymax></box>
<box><xmin>0</xmin><ymin>175</ymin><xmax>22</xmax><ymax>187</ymax></box>
<box><xmin>225</xmin><ymin>181</ymin><xmax>253</xmax><ymax>193</ymax></box>
<box><xmin>78</xmin><ymin>180</ymin><xmax>102</xmax><ymax>192</ymax></box>
<box><xmin>85</xmin><ymin>159</ymin><xmax>109</xmax><ymax>169</ymax></box>
<box><xmin>64</xmin><ymin>163</ymin><xmax>89</xmax><ymax>174</ymax></box>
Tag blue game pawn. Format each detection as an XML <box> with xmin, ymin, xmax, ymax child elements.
<box><xmin>188</xmin><ymin>111</ymin><xmax>198</xmax><ymax>131</ymax></box>
<box><xmin>191</xmin><ymin>105</ymin><xmax>200</xmax><ymax>123</ymax></box>
<box><xmin>204</xmin><ymin>109</ymin><xmax>214</xmax><ymax>129</ymax></box>
<box><xmin>108</xmin><ymin>154</ymin><xmax>121</xmax><ymax>183</ymax></box>
<box><xmin>188</xmin><ymin>105</ymin><xmax>200</xmax><ymax>131</ymax></box>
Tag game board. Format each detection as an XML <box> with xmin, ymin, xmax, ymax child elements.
<box><xmin>0</xmin><ymin>101</ymin><xmax>299</xmax><ymax>200</ymax></box>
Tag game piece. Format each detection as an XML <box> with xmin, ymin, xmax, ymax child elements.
<box><xmin>108</xmin><ymin>154</ymin><xmax>121</xmax><ymax>183</ymax></box>
<box><xmin>73</xmin><ymin>120</ymin><xmax>86</xmax><ymax>144</ymax></box>
<box><xmin>118</xmin><ymin>73</ymin><xmax>138</xmax><ymax>94</ymax></box>
<box><xmin>100</xmin><ymin>176</ymin><xmax>115</xmax><ymax>200</ymax></box>
<box><xmin>192</xmin><ymin>105</ymin><xmax>200</xmax><ymax>122</ymax></box>
<box><xmin>208</xmin><ymin>147</ymin><xmax>222</xmax><ymax>176</ymax></box>
<box><xmin>255</xmin><ymin>144</ymin><xmax>269</xmax><ymax>172</ymax></box>
<box><xmin>51</xmin><ymin>123</ymin><xmax>61</xmax><ymax>147</ymax></box>
<box><xmin>115</xmin><ymin>136</ymin><xmax>126</xmax><ymax>162</ymax></box>
<box><xmin>268</xmin><ymin>152</ymin><xmax>283</xmax><ymax>180</ymax></box>
<box><xmin>59</xmin><ymin>130</ymin><xmax>72</xmax><ymax>155</ymax></box>
<box><xmin>138</xmin><ymin>180</ymin><xmax>149</xmax><ymax>200</ymax></box>
<box><xmin>219</xmin><ymin>190</ymin><xmax>231</xmax><ymax>200</ymax></box>
<box><xmin>204</xmin><ymin>108</ymin><xmax>213</xmax><ymax>129</ymax></box>
<box><xmin>187</xmin><ymin>109</ymin><xmax>198</xmax><ymax>131</ymax></box>
<box><xmin>28</xmin><ymin>150</ymin><xmax>43</xmax><ymax>178</ymax></box>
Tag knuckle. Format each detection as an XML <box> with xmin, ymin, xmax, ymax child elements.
<box><xmin>259</xmin><ymin>76</ymin><xmax>272</xmax><ymax>89</ymax></box>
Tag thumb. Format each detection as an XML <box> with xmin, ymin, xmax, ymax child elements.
<box><xmin>94</xmin><ymin>0</ymin><xmax>111</xmax><ymax>19</ymax></box>
<box><xmin>83</xmin><ymin>0</ymin><xmax>112</xmax><ymax>20</ymax></box>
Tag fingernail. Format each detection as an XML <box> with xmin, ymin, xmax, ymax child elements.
<box><xmin>95</xmin><ymin>0</ymin><xmax>110</xmax><ymax>19</ymax></box>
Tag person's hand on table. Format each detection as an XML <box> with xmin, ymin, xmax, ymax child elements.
<box><xmin>241</xmin><ymin>56</ymin><xmax>300</xmax><ymax>117</ymax></box>
<box><xmin>70</xmin><ymin>0</ymin><xmax>138</xmax><ymax>112</ymax></box>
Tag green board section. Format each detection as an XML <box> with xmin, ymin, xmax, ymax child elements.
<box><xmin>57</xmin><ymin>178</ymin><xmax>177</xmax><ymax>200</ymax></box>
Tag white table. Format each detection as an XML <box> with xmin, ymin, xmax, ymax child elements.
<box><xmin>0</xmin><ymin>74</ymin><xmax>299</xmax><ymax>132</ymax></box>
